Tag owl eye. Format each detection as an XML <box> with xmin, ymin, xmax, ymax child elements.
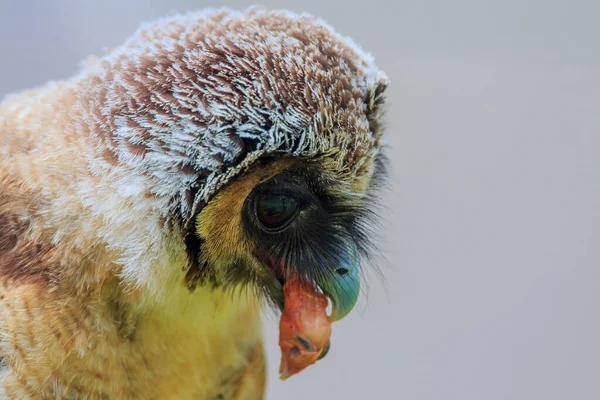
<box><xmin>255</xmin><ymin>193</ymin><xmax>299</xmax><ymax>232</ymax></box>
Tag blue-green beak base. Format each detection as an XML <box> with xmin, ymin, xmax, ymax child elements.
<box><xmin>315</xmin><ymin>241</ymin><xmax>361</xmax><ymax>322</ymax></box>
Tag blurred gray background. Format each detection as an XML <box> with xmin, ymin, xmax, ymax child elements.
<box><xmin>1</xmin><ymin>1</ymin><xmax>598</xmax><ymax>399</ymax></box>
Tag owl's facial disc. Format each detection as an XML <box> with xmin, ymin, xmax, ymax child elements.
<box><xmin>242</xmin><ymin>167</ymin><xmax>361</xmax><ymax>322</ymax></box>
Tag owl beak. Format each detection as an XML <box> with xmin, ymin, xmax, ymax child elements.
<box><xmin>315</xmin><ymin>240</ymin><xmax>361</xmax><ymax>322</ymax></box>
<box><xmin>266</xmin><ymin>240</ymin><xmax>361</xmax><ymax>322</ymax></box>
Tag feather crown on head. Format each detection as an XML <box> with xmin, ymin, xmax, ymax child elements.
<box><xmin>75</xmin><ymin>6</ymin><xmax>388</xmax><ymax>225</ymax></box>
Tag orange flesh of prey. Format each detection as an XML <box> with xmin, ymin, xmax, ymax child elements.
<box><xmin>278</xmin><ymin>277</ymin><xmax>332</xmax><ymax>380</ymax></box>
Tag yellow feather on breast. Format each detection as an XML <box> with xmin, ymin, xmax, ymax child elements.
<box><xmin>0</xmin><ymin>272</ymin><xmax>265</xmax><ymax>399</ymax></box>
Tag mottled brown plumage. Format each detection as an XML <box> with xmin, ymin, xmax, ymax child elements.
<box><xmin>0</xmin><ymin>7</ymin><xmax>387</xmax><ymax>399</ymax></box>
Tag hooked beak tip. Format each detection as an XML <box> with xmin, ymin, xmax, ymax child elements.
<box><xmin>319</xmin><ymin>242</ymin><xmax>361</xmax><ymax>322</ymax></box>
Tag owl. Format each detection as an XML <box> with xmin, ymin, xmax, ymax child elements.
<box><xmin>0</xmin><ymin>7</ymin><xmax>388</xmax><ymax>399</ymax></box>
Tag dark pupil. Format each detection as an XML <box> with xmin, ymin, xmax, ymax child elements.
<box><xmin>256</xmin><ymin>194</ymin><xmax>298</xmax><ymax>230</ymax></box>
